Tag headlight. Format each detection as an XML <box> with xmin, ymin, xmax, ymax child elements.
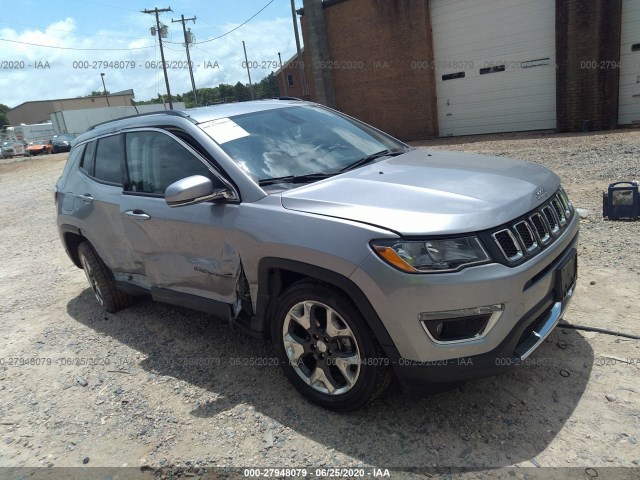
<box><xmin>371</xmin><ymin>236</ymin><xmax>491</xmax><ymax>273</ymax></box>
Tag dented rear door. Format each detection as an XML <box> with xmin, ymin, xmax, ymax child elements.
<box><xmin>119</xmin><ymin>195</ymin><xmax>241</xmax><ymax>304</ymax></box>
<box><xmin>119</xmin><ymin>129</ymin><xmax>241</xmax><ymax>305</ymax></box>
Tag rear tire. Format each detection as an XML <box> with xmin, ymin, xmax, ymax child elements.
<box><xmin>272</xmin><ymin>281</ymin><xmax>392</xmax><ymax>410</ymax></box>
<box><xmin>77</xmin><ymin>241</ymin><xmax>133</xmax><ymax>313</ymax></box>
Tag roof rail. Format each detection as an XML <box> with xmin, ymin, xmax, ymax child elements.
<box><xmin>88</xmin><ymin>109</ymin><xmax>190</xmax><ymax>131</ymax></box>
<box><xmin>278</xmin><ymin>96</ymin><xmax>303</xmax><ymax>101</ymax></box>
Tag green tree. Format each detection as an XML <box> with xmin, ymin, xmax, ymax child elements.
<box><xmin>255</xmin><ymin>72</ymin><xmax>279</xmax><ymax>99</ymax></box>
<box><xmin>218</xmin><ymin>84</ymin><xmax>235</xmax><ymax>103</ymax></box>
<box><xmin>233</xmin><ymin>82</ymin><xmax>251</xmax><ymax>102</ymax></box>
<box><xmin>87</xmin><ymin>90</ymin><xmax>110</xmax><ymax>97</ymax></box>
<box><xmin>136</xmin><ymin>72</ymin><xmax>284</xmax><ymax>107</ymax></box>
<box><xmin>0</xmin><ymin>104</ymin><xmax>10</xmax><ymax>128</ymax></box>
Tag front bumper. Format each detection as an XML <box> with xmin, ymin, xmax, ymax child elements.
<box><xmin>386</xmin><ymin>261</ymin><xmax>575</xmax><ymax>390</ymax></box>
<box><xmin>350</xmin><ymin>213</ymin><xmax>579</xmax><ymax>365</ymax></box>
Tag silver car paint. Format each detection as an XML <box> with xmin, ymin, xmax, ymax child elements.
<box><xmin>73</xmin><ymin>173</ymin><xmax>137</xmax><ymax>273</ymax></box>
<box><xmin>281</xmin><ymin>149</ymin><xmax>561</xmax><ymax>235</ymax></box>
<box><xmin>57</xmin><ymin>100</ymin><xmax>577</xmax><ymax>366</ymax></box>
<box><xmin>350</xmin><ymin>214</ymin><xmax>579</xmax><ymax>361</ymax></box>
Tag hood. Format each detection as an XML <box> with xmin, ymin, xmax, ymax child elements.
<box><xmin>280</xmin><ymin>149</ymin><xmax>560</xmax><ymax>236</ymax></box>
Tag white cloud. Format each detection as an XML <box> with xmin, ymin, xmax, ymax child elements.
<box><xmin>0</xmin><ymin>16</ymin><xmax>296</xmax><ymax>107</ymax></box>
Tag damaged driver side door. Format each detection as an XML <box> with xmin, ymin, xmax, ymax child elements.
<box><xmin>119</xmin><ymin>128</ymin><xmax>241</xmax><ymax>316</ymax></box>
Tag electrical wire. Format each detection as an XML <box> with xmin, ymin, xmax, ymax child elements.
<box><xmin>166</xmin><ymin>0</ymin><xmax>275</xmax><ymax>45</ymax></box>
<box><xmin>0</xmin><ymin>38</ymin><xmax>153</xmax><ymax>51</ymax></box>
<box><xmin>0</xmin><ymin>20</ymin><xmax>143</xmax><ymax>40</ymax></box>
<box><xmin>68</xmin><ymin>0</ymin><xmax>138</xmax><ymax>12</ymax></box>
<box><xmin>1</xmin><ymin>1</ymin><xmax>275</xmax><ymax>51</ymax></box>
<box><xmin>558</xmin><ymin>323</ymin><xmax>640</xmax><ymax>340</ymax></box>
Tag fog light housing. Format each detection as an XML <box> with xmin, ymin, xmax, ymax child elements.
<box><xmin>419</xmin><ymin>305</ymin><xmax>504</xmax><ymax>344</ymax></box>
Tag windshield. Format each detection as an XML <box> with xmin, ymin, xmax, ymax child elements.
<box><xmin>200</xmin><ymin>105</ymin><xmax>407</xmax><ymax>182</ymax></box>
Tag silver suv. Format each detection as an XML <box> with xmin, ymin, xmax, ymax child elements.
<box><xmin>55</xmin><ymin>99</ymin><xmax>579</xmax><ymax>410</ymax></box>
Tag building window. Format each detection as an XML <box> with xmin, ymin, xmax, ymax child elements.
<box><xmin>521</xmin><ymin>58</ymin><xmax>550</xmax><ymax>69</ymax></box>
<box><xmin>479</xmin><ymin>65</ymin><xmax>506</xmax><ymax>75</ymax></box>
<box><xmin>442</xmin><ymin>72</ymin><xmax>465</xmax><ymax>81</ymax></box>
<box><xmin>287</xmin><ymin>74</ymin><xmax>294</xmax><ymax>86</ymax></box>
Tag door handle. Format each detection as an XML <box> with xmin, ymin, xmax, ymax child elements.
<box><xmin>75</xmin><ymin>193</ymin><xmax>94</xmax><ymax>203</ymax></box>
<box><xmin>124</xmin><ymin>210</ymin><xmax>151</xmax><ymax>220</ymax></box>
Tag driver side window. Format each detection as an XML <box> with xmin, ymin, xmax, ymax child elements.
<box><xmin>124</xmin><ymin>131</ymin><xmax>213</xmax><ymax>195</ymax></box>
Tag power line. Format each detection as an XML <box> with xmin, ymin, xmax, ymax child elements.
<box><xmin>68</xmin><ymin>0</ymin><xmax>140</xmax><ymax>12</ymax></box>
<box><xmin>0</xmin><ymin>37</ymin><xmax>153</xmax><ymax>51</ymax></box>
<box><xmin>0</xmin><ymin>20</ymin><xmax>143</xmax><ymax>40</ymax></box>
<box><xmin>2</xmin><ymin>0</ymin><xmax>276</xmax><ymax>51</ymax></box>
<box><xmin>167</xmin><ymin>0</ymin><xmax>275</xmax><ymax>45</ymax></box>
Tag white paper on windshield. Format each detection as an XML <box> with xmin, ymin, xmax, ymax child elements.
<box><xmin>200</xmin><ymin>118</ymin><xmax>250</xmax><ymax>144</ymax></box>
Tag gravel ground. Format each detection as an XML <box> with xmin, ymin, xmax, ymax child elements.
<box><xmin>0</xmin><ymin>131</ymin><xmax>639</xmax><ymax>479</ymax></box>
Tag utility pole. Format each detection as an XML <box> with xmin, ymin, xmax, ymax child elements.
<box><xmin>278</xmin><ymin>52</ymin><xmax>288</xmax><ymax>96</ymax></box>
<box><xmin>290</xmin><ymin>0</ymin><xmax>306</xmax><ymax>95</ymax></box>
<box><xmin>242</xmin><ymin>41</ymin><xmax>255</xmax><ymax>100</ymax></box>
<box><xmin>100</xmin><ymin>73</ymin><xmax>110</xmax><ymax>106</ymax></box>
<box><xmin>172</xmin><ymin>14</ymin><xmax>198</xmax><ymax>107</ymax></box>
<box><xmin>143</xmin><ymin>6</ymin><xmax>173</xmax><ymax>110</ymax></box>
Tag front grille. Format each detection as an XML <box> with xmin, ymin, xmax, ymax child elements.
<box><xmin>490</xmin><ymin>189</ymin><xmax>573</xmax><ymax>265</ymax></box>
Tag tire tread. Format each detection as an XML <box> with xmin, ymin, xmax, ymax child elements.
<box><xmin>78</xmin><ymin>241</ymin><xmax>133</xmax><ymax>313</ymax></box>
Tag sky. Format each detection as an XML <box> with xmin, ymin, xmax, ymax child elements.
<box><xmin>0</xmin><ymin>0</ymin><xmax>303</xmax><ymax>108</ymax></box>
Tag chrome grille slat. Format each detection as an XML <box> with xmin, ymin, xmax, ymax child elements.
<box><xmin>492</xmin><ymin>229</ymin><xmax>523</xmax><ymax>262</ymax></box>
<box><xmin>530</xmin><ymin>212</ymin><xmax>551</xmax><ymax>245</ymax></box>
<box><xmin>492</xmin><ymin>189</ymin><xmax>574</xmax><ymax>265</ymax></box>
<box><xmin>514</xmin><ymin>220</ymin><xmax>538</xmax><ymax>252</ymax></box>
<box><xmin>558</xmin><ymin>188</ymin><xmax>573</xmax><ymax>218</ymax></box>
<box><xmin>542</xmin><ymin>206</ymin><xmax>560</xmax><ymax>235</ymax></box>
<box><xmin>552</xmin><ymin>197</ymin><xmax>567</xmax><ymax>226</ymax></box>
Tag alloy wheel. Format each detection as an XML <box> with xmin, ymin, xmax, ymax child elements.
<box><xmin>81</xmin><ymin>255</ymin><xmax>104</xmax><ymax>306</ymax></box>
<box><xmin>282</xmin><ymin>300</ymin><xmax>361</xmax><ymax>395</ymax></box>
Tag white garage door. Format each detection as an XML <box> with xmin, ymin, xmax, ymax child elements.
<box><xmin>619</xmin><ymin>0</ymin><xmax>640</xmax><ymax>125</ymax></box>
<box><xmin>431</xmin><ymin>0</ymin><xmax>557</xmax><ymax>136</ymax></box>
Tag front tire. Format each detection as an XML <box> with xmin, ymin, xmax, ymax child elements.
<box><xmin>272</xmin><ymin>281</ymin><xmax>391</xmax><ymax>410</ymax></box>
<box><xmin>77</xmin><ymin>241</ymin><xmax>133</xmax><ymax>313</ymax></box>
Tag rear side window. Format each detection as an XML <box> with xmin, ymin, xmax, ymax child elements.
<box><xmin>94</xmin><ymin>135</ymin><xmax>123</xmax><ymax>185</ymax></box>
<box><xmin>125</xmin><ymin>131</ymin><xmax>212</xmax><ymax>195</ymax></box>
<box><xmin>59</xmin><ymin>144</ymin><xmax>86</xmax><ymax>187</ymax></box>
<box><xmin>80</xmin><ymin>141</ymin><xmax>96</xmax><ymax>174</ymax></box>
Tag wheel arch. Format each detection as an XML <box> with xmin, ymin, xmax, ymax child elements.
<box><xmin>254</xmin><ymin>258</ymin><xmax>396</xmax><ymax>351</ymax></box>
<box><xmin>59</xmin><ymin>224</ymin><xmax>86</xmax><ymax>269</ymax></box>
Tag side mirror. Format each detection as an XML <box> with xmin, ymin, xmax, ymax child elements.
<box><xmin>165</xmin><ymin>175</ymin><xmax>234</xmax><ymax>208</ymax></box>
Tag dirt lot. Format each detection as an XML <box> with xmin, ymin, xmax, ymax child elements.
<box><xmin>0</xmin><ymin>131</ymin><xmax>639</xmax><ymax>479</ymax></box>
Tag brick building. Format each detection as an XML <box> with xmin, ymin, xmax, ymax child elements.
<box><xmin>291</xmin><ymin>0</ymin><xmax>639</xmax><ymax>140</ymax></box>
<box><xmin>275</xmin><ymin>50</ymin><xmax>314</xmax><ymax>100</ymax></box>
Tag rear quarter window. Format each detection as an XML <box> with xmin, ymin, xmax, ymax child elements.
<box><xmin>93</xmin><ymin>135</ymin><xmax>123</xmax><ymax>185</ymax></box>
<box><xmin>57</xmin><ymin>144</ymin><xmax>86</xmax><ymax>189</ymax></box>
<box><xmin>79</xmin><ymin>141</ymin><xmax>96</xmax><ymax>175</ymax></box>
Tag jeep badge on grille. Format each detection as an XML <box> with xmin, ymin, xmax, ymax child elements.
<box><xmin>535</xmin><ymin>188</ymin><xmax>549</xmax><ymax>200</ymax></box>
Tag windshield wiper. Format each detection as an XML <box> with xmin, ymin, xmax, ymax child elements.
<box><xmin>258</xmin><ymin>172</ymin><xmax>336</xmax><ymax>186</ymax></box>
<box><xmin>258</xmin><ymin>148</ymin><xmax>409</xmax><ymax>186</ymax></box>
<box><xmin>339</xmin><ymin>149</ymin><xmax>405</xmax><ymax>173</ymax></box>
